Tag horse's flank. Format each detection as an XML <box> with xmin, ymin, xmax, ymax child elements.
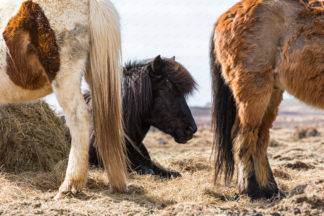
<box><xmin>0</xmin><ymin>0</ymin><xmax>89</xmax><ymax>103</ymax></box>
<box><xmin>214</xmin><ymin>0</ymin><xmax>324</xmax><ymax>108</ymax></box>
<box><xmin>3</xmin><ymin>1</ymin><xmax>60</xmax><ymax>89</ymax></box>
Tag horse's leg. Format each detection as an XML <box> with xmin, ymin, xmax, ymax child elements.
<box><xmin>151</xmin><ymin>163</ymin><xmax>181</xmax><ymax>178</ymax></box>
<box><xmin>127</xmin><ymin>140</ymin><xmax>155</xmax><ymax>175</ymax></box>
<box><xmin>253</xmin><ymin>89</ymin><xmax>283</xmax><ymax>198</ymax></box>
<box><xmin>232</xmin><ymin>69</ymin><xmax>273</xmax><ymax>199</ymax></box>
<box><xmin>53</xmin><ymin>70</ymin><xmax>90</xmax><ymax>199</ymax></box>
<box><xmin>129</xmin><ymin>141</ymin><xmax>180</xmax><ymax>178</ymax></box>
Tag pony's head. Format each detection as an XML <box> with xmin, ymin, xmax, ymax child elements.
<box><xmin>146</xmin><ymin>55</ymin><xmax>197</xmax><ymax>143</ymax></box>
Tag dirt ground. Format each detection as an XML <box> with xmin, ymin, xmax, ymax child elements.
<box><xmin>0</xmin><ymin>100</ymin><xmax>323</xmax><ymax>216</ymax></box>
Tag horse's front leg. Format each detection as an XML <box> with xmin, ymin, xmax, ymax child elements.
<box><xmin>127</xmin><ymin>141</ymin><xmax>181</xmax><ymax>178</ymax></box>
<box><xmin>53</xmin><ymin>68</ymin><xmax>90</xmax><ymax>199</ymax></box>
<box><xmin>127</xmin><ymin>140</ymin><xmax>155</xmax><ymax>174</ymax></box>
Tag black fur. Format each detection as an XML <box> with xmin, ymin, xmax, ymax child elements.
<box><xmin>88</xmin><ymin>56</ymin><xmax>197</xmax><ymax>178</ymax></box>
<box><xmin>210</xmin><ymin>29</ymin><xmax>237</xmax><ymax>183</ymax></box>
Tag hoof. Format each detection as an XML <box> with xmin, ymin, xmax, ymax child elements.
<box><xmin>262</xmin><ymin>188</ymin><xmax>286</xmax><ymax>201</ymax></box>
<box><xmin>136</xmin><ymin>166</ymin><xmax>155</xmax><ymax>175</ymax></box>
<box><xmin>154</xmin><ymin>167</ymin><xmax>181</xmax><ymax>179</ymax></box>
<box><xmin>54</xmin><ymin>191</ymin><xmax>67</xmax><ymax>200</ymax></box>
<box><xmin>54</xmin><ymin>179</ymin><xmax>85</xmax><ymax>200</ymax></box>
<box><xmin>242</xmin><ymin>184</ymin><xmax>285</xmax><ymax>201</ymax></box>
<box><xmin>160</xmin><ymin>170</ymin><xmax>181</xmax><ymax>178</ymax></box>
<box><xmin>241</xmin><ymin>173</ymin><xmax>264</xmax><ymax>200</ymax></box>
<box><xmin>135</xmin><ymin>165</ymin><xmax>181</xmax><ymax>179</ymax></box>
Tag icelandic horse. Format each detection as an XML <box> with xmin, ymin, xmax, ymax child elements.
<box><xmin>0</xmin><ymin>0</ymin><xmax>126</xmax><ymax>199</ymax></box>
<box><xmin>87</xmin><ymin>56</ymin><xmax>197</xmax><ymax>178</ymax></box>
<box><xmin>211</xmin><ymin>0</ymin><xmax>324</xmax><ymax>199</ymax></box>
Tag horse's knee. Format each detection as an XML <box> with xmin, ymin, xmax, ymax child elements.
<box><xmin>65</xmin><ymin>102</ymin><xmax>90</xmax><ymax>128</ymax></box>
<box><xmin>233</xmin><ymin>125</ymin><xmax>259</xmax><ymax>162</ymax></box>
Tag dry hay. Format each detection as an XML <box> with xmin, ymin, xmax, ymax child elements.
<box><xmin>0</xmin><ymin>101</ymin><xmax>69</xmax><ymax>172</ymax></box>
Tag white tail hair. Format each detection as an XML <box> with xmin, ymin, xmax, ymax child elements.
<box><xmin>88</xmin><ymin>0</ymin><xmax>127</xmax><ymax>192</ymax></box>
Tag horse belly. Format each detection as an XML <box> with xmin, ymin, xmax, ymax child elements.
<box><xmin>279</xmin><ymin>40</ymin><xmax>324</xmax><ymax>109</ymax></box>
<box><xmin>0</xmin><ymin>68</ymin><xmax>52</xmax><ymax>104</ymax></box>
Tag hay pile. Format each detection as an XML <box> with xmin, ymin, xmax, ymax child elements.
<box><xmin>0</xmin><ymin>101</ymin><xmax>69</xmax><ymax>172</ymax></box>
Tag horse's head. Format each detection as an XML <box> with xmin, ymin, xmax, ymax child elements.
<box><xmin>146</xmin><ymin>55</ymin><xmax>197</xmax><ymax>144</ymax></box>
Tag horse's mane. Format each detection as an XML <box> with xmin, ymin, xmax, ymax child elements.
<box><xmin>123</xmin><ymin>60</ymin><xmax>152</xmax><ymax>139</ymax></box>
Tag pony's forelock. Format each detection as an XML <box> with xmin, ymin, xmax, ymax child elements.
<box><xmin>163</xmin><ymin>59</ymin><xmax>197</xmax><ymax>96</ymax></box>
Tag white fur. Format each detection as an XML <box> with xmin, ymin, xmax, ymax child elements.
<box><xmin>34</xmin><ymin>0</ymin><xmax>91</xmax><ymax>197</ymax></box>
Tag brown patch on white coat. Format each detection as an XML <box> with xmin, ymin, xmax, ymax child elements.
<box><xmin>3</xmin><ymin>1</ymin><xmax>60</xmax><ymax>90</ymax></box>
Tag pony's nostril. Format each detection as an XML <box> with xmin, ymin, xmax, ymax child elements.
<box><xmin>185</xmin><ymin>126</ymin><xmax>194</xmax><ymax>136</ymax></box>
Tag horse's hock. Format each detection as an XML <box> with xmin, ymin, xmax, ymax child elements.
<box><xmin>0</xmin><ymin>101</ymin><xmax>70</xmax><ymax>172</ymax></box>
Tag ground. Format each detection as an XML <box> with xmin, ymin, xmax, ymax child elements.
<box><xmin>0</xmin><ymin>99</ymin><xmax>323</xmax><ymax>216</ymax></box>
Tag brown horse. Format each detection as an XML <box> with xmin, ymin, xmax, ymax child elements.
<box><xmin>0</xmin><ymin>0</ymin><xmax>126</xmax><ymax>199</ymax></box>
<box><xmin>211</xmin><ymin>0</ymin><xmax>324</xmax><ymax>199</ymax></box>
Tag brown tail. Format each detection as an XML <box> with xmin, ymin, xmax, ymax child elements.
<box><xmin>88</xmin><ymin>0</ymin><xmax>127</xmax><ymax>192</ymax></box>
<box><xmin>210</xmin><ymin>28</ymin><xmax>237</xmax><ymax>184</ymax></box>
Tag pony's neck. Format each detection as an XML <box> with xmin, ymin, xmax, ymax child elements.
<box><xmin>123</xmin><ymin>66</ymin><xmax>152</xmax><ymax>142</ymax></box>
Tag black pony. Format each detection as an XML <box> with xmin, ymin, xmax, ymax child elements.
<box><xmin>87</xmin><ymin>55</ymin><xmax>197</xmax><ymax>177</ymax></box>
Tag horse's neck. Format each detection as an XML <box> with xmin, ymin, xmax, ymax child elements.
<box><xmin>126</xmin><ymin>125</ymin><xmax>150</xmax><ymax>143</ymax></box>
<box><xmin>123</xmin><ymin>69</ymin><xmax>151</xmax><ymax>142</ymax></box>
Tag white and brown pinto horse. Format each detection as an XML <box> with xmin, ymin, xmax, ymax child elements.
<box><xmin>0</xmin><ymin>0</ymin><xmax>126</xmax><ymax>199</ymax></box>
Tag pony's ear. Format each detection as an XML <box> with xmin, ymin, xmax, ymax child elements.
<box><xmin>149</xmin><ymin>55</ymin><xmax>163</xmax><ymax>78</ymax></box>
<box><xmin>171</xmin><ymin>56</ymin><xmax>176</xmax><ymax>61</ymax></box>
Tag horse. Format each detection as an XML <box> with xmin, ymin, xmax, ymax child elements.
<box><xmin>210</xmin><ymin>0</ymin><xmax>324</xmax><ymax>199</ymax></box>
<box><xmin>0</xmin><ymin>0</ymin><xmax>126</xmax><ymax>199</ymax></box>
<box><xmin>85</xmin><ymin>55</ymin><xmax>197</xmax><ymax>177</ymax></box>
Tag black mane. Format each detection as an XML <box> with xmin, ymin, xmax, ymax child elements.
<box><xmin>122</xmin><ymin>60</ymin><xmax>152</xmax><ymax>140</ymax></box>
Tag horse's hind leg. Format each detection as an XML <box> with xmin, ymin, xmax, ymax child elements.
<box><xmin>52</xmin><ymin>67</ymin><xmax>90</xmax><ymax>199</ymax></box>
<box><xmin>253</xmin><ymin>89</ymin><xmax>283</xmax><ymax>198</ymax></box>
<box><xmin>232</xmin><ymin>69</ymin><xmax>273</xmax><ymax>199</ymax></box>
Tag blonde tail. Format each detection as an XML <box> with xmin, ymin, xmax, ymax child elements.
<box><xmin>88</xmin><ymin>0</ymin><xmax>127</xmax><ymax>192</ymax></box>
